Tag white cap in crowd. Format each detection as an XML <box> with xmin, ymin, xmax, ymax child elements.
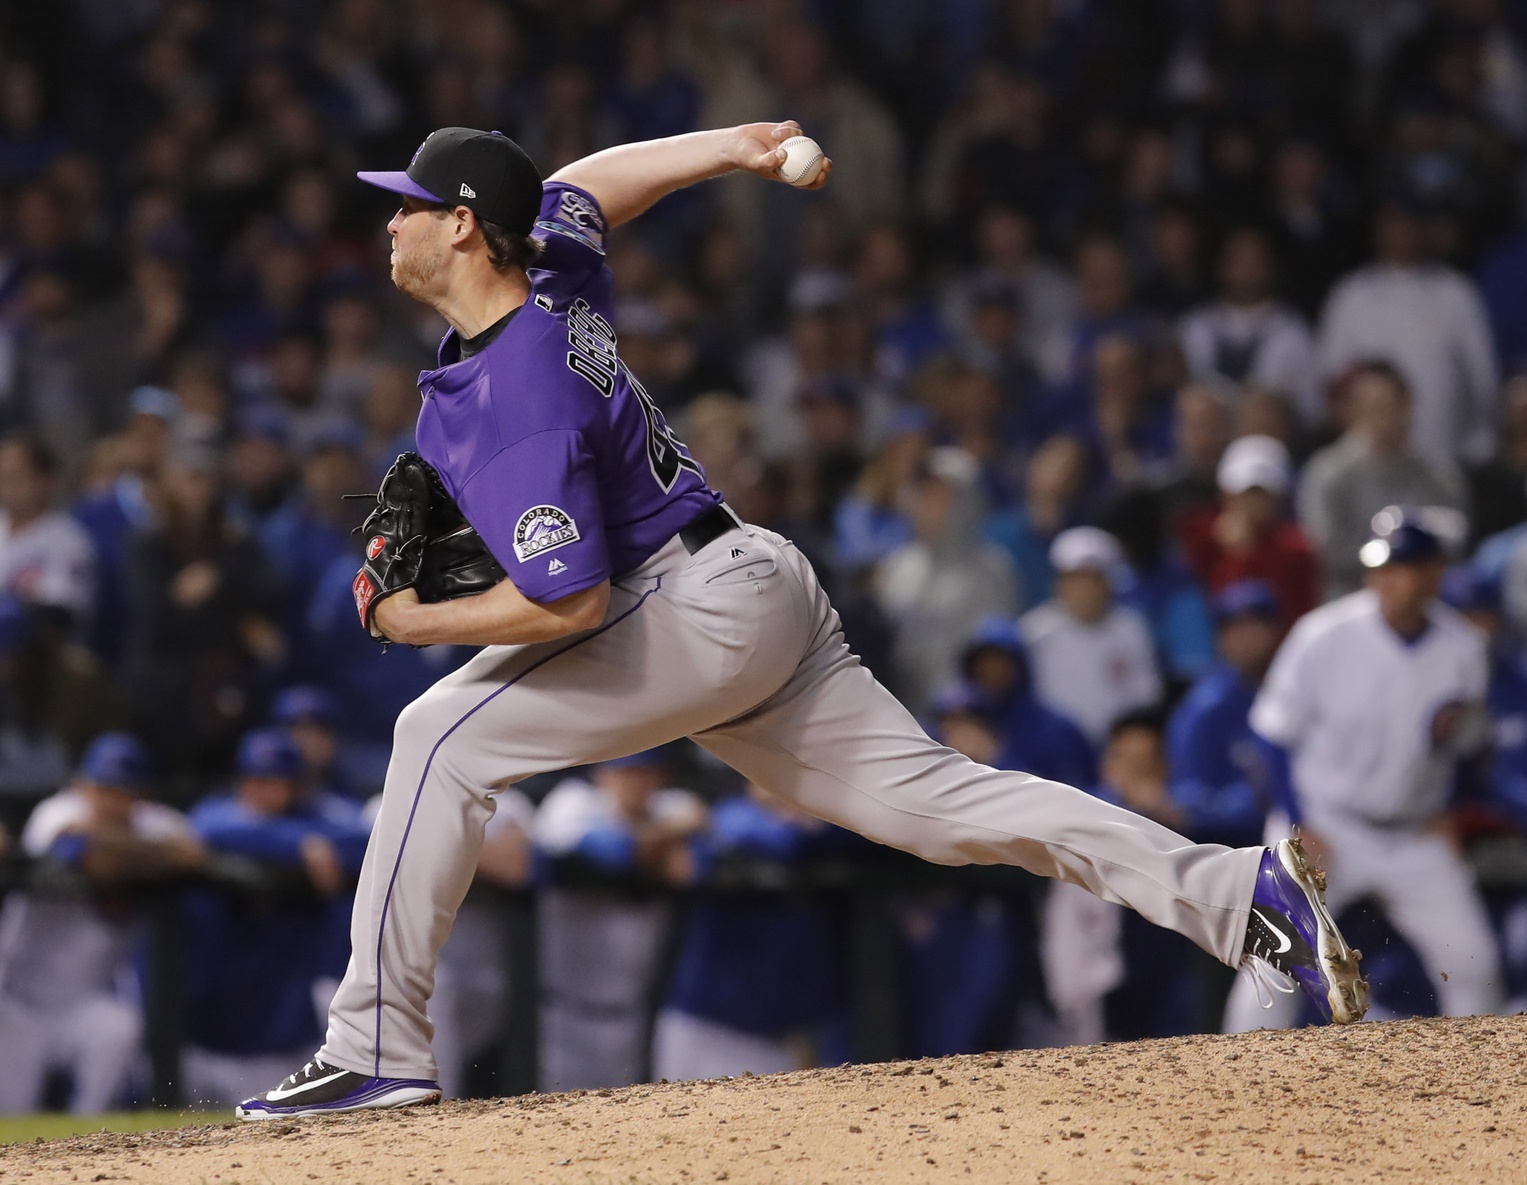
<box><xmin>1217</xmin><ymin>434</ymin><xmax>1291</xmax><ymax>496</ymax></box>
<box><xmin>1049</xmin><ymin>526</ymin><xmax>1125</xmax><ymax>574</ymax></box>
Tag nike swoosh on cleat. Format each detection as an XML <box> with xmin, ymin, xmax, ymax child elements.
<box><xmin>1252</xmin><ymin>907</ymin><xmax>1293</xmax><ymax>955</ymax></box>
<box><xmin>265</xmin><ymin>1070</ymin><xmax>350</xmax><ymax>1102</ymax></box>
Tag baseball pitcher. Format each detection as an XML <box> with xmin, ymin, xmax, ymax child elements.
<box><xmin>236</xmin><ymin>123</ymin><xmax>1367</xmax><ymax>1119</ymax></box>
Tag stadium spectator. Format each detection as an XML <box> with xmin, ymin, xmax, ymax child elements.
<box><xmin>788</xmin><ymin>375</ymin><xmax>866</xmax><ymax>547</ymax></box>
<box><xmin>358</xmin><ymin>363</ymin><xmax>422</xmax><ymax>483</ymax></box>
<box><xmin>182</xmin><ymin>728</ymin><xmax>368</xmax><ymax>1106</ymax></box>
<box><xmin>269</xmin><ymin>684</ymin><xmax>356</xmax><ymax>803</ymax></box>
<box><xmin>1081</xmin><ymin>334</ymin><xmax>1174</xmax><ymax>490</ymax></box>
<box><xmin>653</xmin><ymin>783</ymin><xmax>853</xmax><ymax>1081</ymax></box>
<box><xmin>258</xmin><ymin>424</ymin><xmax>366</xmax><ymax>631</ymax></box>
<box><xmin>123</xmin><ymin>447</ymin><xmax>281</xmax><ymax>791</ymax></box>
<box><xmin>1318</xmin><ymin>200</ymin><xmax>1498</xmax><ymax>463</ymax></box>
<box><xmin>1103</xmin><ymin>487</ymin><xmax>1218</xmax><ymax>690</ymax></box>
<box><xmin>941</xmin><ymin>205</ymin><xmax>1076</xmax><ymax>387</ymax></box>
<box><xmin>0</xmin><ymin>733</ymin><xmax>204</xmax><ymax>1114</ymax></box>
<box><xmin>1020</xmin><ymin>526</ymin><xmax>1162</xmax><ymax>747</ymax></box>
<box><xmin>1154</xmin><ymin>383</ymin><xmax>1232</xmax><ymax>535</ymax></box>
<box><xmin>1266</xmin><ymin>139</ymin><xmax>1362</xmax><ymax>323</ymax></box>
<box><xmin>1064</xmin><ymin>235</ymin><xmax>1151</xmax><ymax>392</ymax></box>
<box><xmin>1166</xmin><ymin>581</ymin><xmax>1282</xmax><ymax>850</ymax></box>
<box><xmin>1179</xmin><ymin>227</ymin><xmax>1321</xmax><ymax>427</ymax></box>
<box><xmin>1299</xmin><ymin>362</ymin><xmax>1468</xmax><ymax>600</ymax></box>
<box><xmin>1477</xmin><ymin>221</ymin><xmax>1527</xmax><ymax>378</ymax></box>
<box><xmin>1137</xmin><ymin>200</ymin><xmax>1208</xmax><ymax>320</ymax></box>
<box><xmin>1181</xmin><ymin>434</ymin><xmax>1320</xmax><ymax>624</ymax></box>
<box><xmin>957</xmin><ymin>617</ymin><xmax>1094</xmax><ymax>787</ymax></box>
<box><xmin>1066</xmin><ymin>710</ymin><xmax>1216</xmax><ymax>1041</ymax></box>
<box><xmin>1438</xmin><ymin>567</ymin><xmax>1527</xmax><ymax>834</ymax></box>
<box><xmin>225</xmin><ymin>409</ymin><xmax>297</xmax><ymax>539</ymax></box>
<box><xmin>0</xmin><ymin>434</ymin><xmax>95</xmax><ymax>627</ymax></box>
<box><xmin>897</xmin><ymin>683</ymin><xmax>1053</xmax><ymax>1056</ymax></box>
<box><xmin>873</xmin><ymin>446</ymin><xmax>1018</xmax><ymax>712</ymax></box>
<box><xmin>0</xmin><ymin>597</ymin><xmax>126</xmax><ymax>832</ymax></box>
<box><xmin>1463</xmin><ymin>375</ymin><xmax>1527</xmax><ymax>545</ymax></box>
<box><xmin>72</xmin><ymin>387</ymin><xmax>177</xmax><ymax>663</ymax></box>
<box><xmin>833</xmin><ymin>406</ymin><xmax>927</xmax><ymax>572</ymax></box>
<box><xmin>533</xmin><ymin>749</ymin><xmax>706</xmax><ymax>1091</ymax></box>
<box><xmin>983</xmin><ymin>433</ymin><xmax>1090</xmax><ymax>609</ymax></box>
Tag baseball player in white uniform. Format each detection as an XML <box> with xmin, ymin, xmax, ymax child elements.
<box><xmin>0</xmin><ymin>734</ymin><xmax>204</xmax><ymax>1113</ymax></box>
<box><xmin>1225</xmin><ymin>508</ymin><xmax>1503</xmax><ymax>1032</ymax></box>
<box><xmin>533</xmin><ymin>750</ymin><xmax>705</xmax><ymax>1090</ymax></box>
<box><xmin>236</xmin><ymin>122</ymin><xmax>1365</xmax><ymax>1118</ymax></box>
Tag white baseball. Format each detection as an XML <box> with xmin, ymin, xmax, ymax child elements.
<box><xmin>776</xmin><ymin>135</ymin><xmax>825</xmax><ymax>187</ymax></box>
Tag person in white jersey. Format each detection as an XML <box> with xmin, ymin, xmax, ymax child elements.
<box><xmin>0</xmin><ymin>734</ymin><xmax>205</xmax><ymax>1112</ymax></box>
<box><xmin>1225</xmin><ymin>507</ymin><xmax>1503</xmax><ymax>1031</ymax></box>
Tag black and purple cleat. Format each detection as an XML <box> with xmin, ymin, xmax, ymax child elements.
<box><xmin>236</xmin><ymin>1056</ymin><xmax>441</xmax><ymax>1120</ymax></box>
<box><xmin>1241</xmin><ymin>836</ymin><xmax>1369</xmax><ymax>1025</ymax></box>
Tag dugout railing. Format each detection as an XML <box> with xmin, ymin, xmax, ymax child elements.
<box><xmin>5</xmin><ymin>836</ymin><xmax>1527</xmax><ymax>1108</ymax></box>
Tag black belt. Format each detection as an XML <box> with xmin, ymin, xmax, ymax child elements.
<box><xmin>679</xmin><ymin>503</ymin><xmax>741</xmax><ymax>555</ymax></box>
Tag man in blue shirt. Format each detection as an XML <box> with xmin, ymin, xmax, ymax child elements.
<box><xmin>239</xmin><ymin>124</ymin><xmax>1362</xmax><ymax>1118</ymax></box>
<box><xmin>1166</xmin><ymin>581</ymin><xmax>1283</xmax><ymax>849</ymax></box>
<box><xmin>183</xmin><ymin>729</ymin><xmax>369</xmax><ymax>1107</ymax></box>
<box><xmin>958</xmin><ymin>615</ymin><xmax>1095</xmax><ymax>786</ymax></box>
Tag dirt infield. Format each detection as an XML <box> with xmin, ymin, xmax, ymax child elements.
<box><xmin>3</xmin><ymin>1015</ymin><xmax>1524</xmax><ymax>1184</ymax></box>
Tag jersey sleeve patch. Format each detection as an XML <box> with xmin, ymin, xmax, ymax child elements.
<box><xmin>535</xmin><ymin>185</ymin><xmax>607</xmax><ymax>253</ymax></box>
<box><xmin>513</xmin><ymin>505</ymin><xmax>581</xmax><ymax>562</ymax></box>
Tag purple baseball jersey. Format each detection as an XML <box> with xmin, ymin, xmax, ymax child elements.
<box><xmin>413</xmin><ymin>182</ymin><xmax>720</xmax><ymax>603</ymax></box>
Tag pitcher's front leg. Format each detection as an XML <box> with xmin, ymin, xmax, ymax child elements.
<box><xmin>320</xmin><ymin>682</ymin><xmax>501</xmax><ymax>1080</ymax></box>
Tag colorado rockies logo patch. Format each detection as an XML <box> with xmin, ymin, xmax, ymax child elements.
<box><xmin>513</xmin><ymin>505</ymin><xmax>580</xmax><ymax>562</ymax></box>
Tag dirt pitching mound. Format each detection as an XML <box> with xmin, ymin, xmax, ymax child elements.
<box><xmin>5</xmin><ymin>1015</ymin><xmax>1525</xmax><ymax>1184</ymax></box>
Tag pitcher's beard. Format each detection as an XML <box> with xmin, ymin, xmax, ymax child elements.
<box><xmin>391</xmin><ymin>246</ymin><xmax>445</xmax><ymax>302</ymax></box>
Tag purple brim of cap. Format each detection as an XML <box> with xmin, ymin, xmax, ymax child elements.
<box><xmin>356</xmin><ymin>171</ymin><xmax>446</xmax><ymax>204</ymax></box>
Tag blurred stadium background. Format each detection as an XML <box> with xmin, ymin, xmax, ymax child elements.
<box><xmin>3</xmin><ymin>0</ymin><xmax>1527</xmax><ymax>1127</ymax></box>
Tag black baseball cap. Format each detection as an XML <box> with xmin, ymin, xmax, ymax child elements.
<box><xmin>358</xmin><ymin>127</ymin><xmax>543</xmax><ymax>236</ymax></box>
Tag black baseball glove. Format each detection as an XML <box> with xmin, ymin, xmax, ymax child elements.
<box><xmin>352</xmin><ymin>453</ymin><xmax>506</xmax><ymax>641</ymax></box>
<box><xmin>415</xmin><ymin>460</ymin><xmax>507</xmax><ymax>603</ymax></box>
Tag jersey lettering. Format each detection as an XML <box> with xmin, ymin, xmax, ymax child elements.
<box><xmin>565</xmin><ymin>298</ymin><xmax>619</xmax><ymax>398</ymax></box>
<box><xmin>562</xmin><ymin>298</ymin><xmax>700</xmax><ymax>493</ymax></box>
<box><xmin>625</xmin><ymin>367</ymin><xmax>700</xmax><ymax>492</ymax></box>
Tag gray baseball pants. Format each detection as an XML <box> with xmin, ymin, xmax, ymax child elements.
<box><xmin>320</xmin><ymin>522</ymin><xmax>1263</xmax><ymax>1079</ymax></box>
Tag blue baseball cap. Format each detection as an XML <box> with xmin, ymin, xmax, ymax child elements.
<box><xmin>960</xmin><ymin>614</ymin><xmax>1027</xmax><ymax>675</ymax></box>
<box><xmin>1211</xmin><ymin>579</ymin><xmax>1279</xmax><ymax>623</ymax></box>
<box><xmin>271</xmin><ymin>685</ymin><xmax>340</xmax><ymax>727</ymax></box>
<box><xmin>929</xmin><ymin>681</ymin><xmax>1004</xmax><ymax>726</ymax></box>
<box><xmin>1359</xmin><ymin>505</ymin><xmax>1448</xmax><ymax>569</ymax></box>
<box><xmin>237</xmin><ymin>727</ymin><xmax>305</xmax><ymax>780</ymax></box>
<box><xmin>79</xmin><ymin>732</ymin><xmax>153</xmax><ymax>791</ymax></box>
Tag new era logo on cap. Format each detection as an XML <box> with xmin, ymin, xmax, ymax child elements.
<box><xmin>460</xmin><ymin>183</ymin><xmax>476</xmax><ymax>199</ymax></box>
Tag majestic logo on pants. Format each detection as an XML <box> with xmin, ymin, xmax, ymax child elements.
<box><xmin>513</xmin><ymin>505</ymin><xmax>580</xmax><ymax>562</ymax></box>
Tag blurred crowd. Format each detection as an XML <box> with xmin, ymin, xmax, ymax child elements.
<box><xmin>3</xmin><ymin>0</ymin><xmax>1527</xmax><ymax>1112</ymax></box>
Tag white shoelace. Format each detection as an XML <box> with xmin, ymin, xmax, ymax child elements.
<box><xmin>1240</xmin><ymin>954</ymin><xmax>1298</xmax><ymax>1010</ymax></box>
<box><xmin>286</xmin><ymin>1057</ymin><xmax>328</xmax><ymax>1088</ymax></box>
